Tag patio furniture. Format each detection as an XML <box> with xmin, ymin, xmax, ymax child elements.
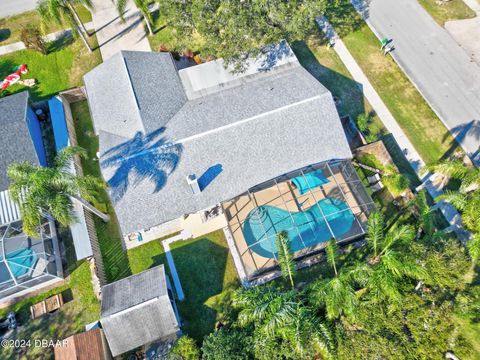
<box><xmin>367</xmin><ymin>173</ymin><xmax>381</xmax><ymax>184</ymax></box>
<box><xmin>30</xmin><ymin>293</ymin><xmax>64</xmax><ymax>319</ymax></box>
<box><xmin>370</xmin><ymin>181</ymin><xmax>384</xmax><ymax>193</ymax></box>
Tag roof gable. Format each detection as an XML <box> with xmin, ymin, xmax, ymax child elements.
<box><xmin>84</xmin><ymin>51</ymin><xmax>187</xmax><ymax>141</ymax></box>
<box><xmin>100</xmin><ymin>265</ymin><xmax>178</xmax><ymax>356</ymax></box>
<box><xmin>0</xmin><ymin>91</ymin><xmax>40</xmax><ymax>190</ymax></box>
<box><xmin>100</xmin><ymin>264</ymin><xmax>168</xmax><ymax>316</ymax></box>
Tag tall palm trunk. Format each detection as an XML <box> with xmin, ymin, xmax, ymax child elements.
<box><xmin>75</xmin><ymin>25</ymin><xmax>93</xmax><ymax>52</ymax></box>
<box><xmin>75</xmin><ymin>23</ymin><xmax>93</xmax><ymax>52</ymax></box>
<box><xmin>143</xmin><ymin>13</ymin><xmax>153</xmax><ymax>35</ymax></box>
<box><xmin>72</xmin><ymin>195</ymin><xmax>109</xmax><ymax>221</ymax></box>
<box><xmin>68</xmin><ymin>2</ymin><xmax>91</xmax><ymax>37</ymax></box>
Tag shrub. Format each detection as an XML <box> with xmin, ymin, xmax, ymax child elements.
<box><xmin>201</xmin><ymin>328</ymin><xmax>253</xmax><ymax>360</ymax></box>
<box><xmin>356</xmin><ymin>113</ymin><xmax>370</xmax><ymax>133</ymax></box>
<box><xmin>20</xmin><ymin>25</ymin><xmax>47</xmax><ymax>55</ymax></box>
<box><xmin>383</xmin><ymin>173</ymin><xmax>410</xmax><ymax>197</ymax></box>
<box><xmin>170</xmin><ymin>336</ymin><xmax>200</xmax><ymax>360</ymax></box>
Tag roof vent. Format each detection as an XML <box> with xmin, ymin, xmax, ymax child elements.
<box><xmin>186</xmin><ymin>174</ymin><xmax>201</xmax><ymax>194</ymax></box>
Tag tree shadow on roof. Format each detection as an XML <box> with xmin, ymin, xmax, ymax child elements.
<box><xmin>257</xmin><ymin>40</ymin><xmax>294</xmax><ymax>72</ymax></box>
<box><xmin>100</xmin><ymin>127</ymin><xmax>182</xmax><ymax>202</ymax></box>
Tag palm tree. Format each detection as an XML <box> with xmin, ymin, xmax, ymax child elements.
<box><xmin>8</xmin><ymin>146</ymin><xmax>108</xmax><ymax>237</ymax></box>
<box><xmin>276</xmin><ymin>231</ymin><xmax>295</xmax><ymax>289</ymax></box>
<box><xmin>233</xmin><ymin>287</ymin><xmax>333</xmax><ymax>359</ymax></box>
<box><xmin>309</xmin><ymin>239</ymin><xmax>358</xmax><ymax>320</ymax></box>
<box><xmin>364</xmin><ymin>212</ymin><xmax>427</xmax><ymax>302</ymax></box>
<box><xmin>430</xmin><ymin>160</ymin><xmax>479</xmax><ymax>193</ymax></box>
<box><xmin>37</xmin><ymin>0</ymin><xmax>93</xmax><ymax>52</ymax></box>
<box><xmin>116</xmin><ymin>0</ymin><xmax>154</xmax><ymax>35</ymax></box>
<box><xmin>431</xmin><ymin>160</ymin><xmax>480</xmax><ymax>262</ymax></box>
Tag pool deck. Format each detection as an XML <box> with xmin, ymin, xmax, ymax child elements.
<box><xmin>223</xmin><ymin>168</ymin><xmax>371</xmax><ymax>279</ymax></box>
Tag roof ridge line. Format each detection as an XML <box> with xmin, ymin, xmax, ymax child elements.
<box><xmin>121</xmin><ymin>55</ymin><xmax>146</xmax><ymax>134</ymax></box>
<box><xmin>175</xmin><ymin>93</ymin><xmax>326</xmax><ymax>145</ymax></box>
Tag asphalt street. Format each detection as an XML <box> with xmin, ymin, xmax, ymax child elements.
<box><xmin>357</xmin><ymin>0</ymin><xmax>480</xmax><ymax>160</ymax></box>
<box><xmin>0</xmin><ymin>0</ymin><xmax>38</xmax><ymax>18</ymax></box>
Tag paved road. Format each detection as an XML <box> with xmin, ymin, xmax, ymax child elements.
<box><xmin>317</xmin><ymin>16</ymin><xmax>469</xmax><ymax>241</ymax></box>
<box><xmin>355</xmin><ymin>0</ymin><xmax>480</xmax><ymax>161</ymax></box>
<box><xmin>0</xmin><ymin>0</ymin><xmax>38</xmax><ymax>18</ymax></box>
<box><xmin>90</xmin><ymin>0</ymin><xmax>150</xmax><ymax>61</ymax></box>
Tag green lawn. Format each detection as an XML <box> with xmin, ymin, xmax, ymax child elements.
<box><xmin>418</xmin><ymin>0</ymin><xmax>476</xmax><ymax>25</ymax></box>
<box><xmin>70</xmin><ymin>101</ymin><xmax>131</xmax><ymax>282</ymax></box>
<box><xmin>127</xmin><ymin>231</ymin><xmax>239</xmax><ymax>343</ymax></box>
<box><xmin>148</xmin><ymin>9</ymin><xmax>207</xmax><ymax>54</ymax></box>
<box><xmin>0</xmin><ymin>6</ymin><xmax>92</xmax><ymax>46</ymax></box>
<box><xmin>0</xmin><ymin>228</ymin><xmax>100</xmax><ymax>360</ymax></box>
<box><xmin>292</xmin><ymin>37</ymin><xmax>385</xmax><ymax>141</ymax></box>
<box><xmin>291</xmin><ymin>35</ymin><xmax>421</xmax><ymax>187</ymax></box>
<box><xmin>0</xmin><ymin>36</ymin><xmax>101</xmax><ymax>100</ymax></box>
<box><xmin>339</xmin><ymin>23</ymin><xmax>461</xmax><ymax>165</ymax></box>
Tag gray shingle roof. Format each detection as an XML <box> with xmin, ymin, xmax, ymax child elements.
<box><xmin>84</xmin><ymin>46</ymin><xmax>352</xmax><ymax>236</ymax></box>
<box><xmin>84</xmin><ymin>51</ymin><xmax>187</xmax><ymax>140</ymax></box>
<box><xmin>100</xmin><ymin>265</ymin><xmax>178</xmax><ymax>356</ymax></box>
<box><xmin>0</xmin><ymin>91</ymin><xmax>39</xmax><ymax>190</ymax></box>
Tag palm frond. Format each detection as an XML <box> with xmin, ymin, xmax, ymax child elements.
<box><xmin>467</xmin><ymin>233</ymin><xmax>480</xmax><ymax>263</ymax></box>
<box><xmin>436</xmin><ymin>190</ymin><xmax>468</xmax><ymax>211</ymax></box>
<box><xmin>366</xmin><ymin>212</ymin><xmax>384</xmax><ymax>257</ymax></box>
<box><xmin>276</xmin><ymin>231</ymin><xmax>296</xmax><ymax>288</ymax></box>
<box><xmin>326</xmin><ymin>238</ymin><xmax>339</xmax><ymax>276</ymax></box>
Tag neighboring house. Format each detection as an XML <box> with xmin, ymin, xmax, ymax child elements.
<box><xmin>0</xmin><ymin>91</ymin><xmax>63</xmax><ymax>303</ymax></box>
<box><xmin>99</xmin><ymin>264</ymin><xmax>180</xmax><ymax>357</ymax></box>
<box><xmin>49</xmin><ymin>95</ymin><xmax>106</xmax><ymax>287</ymax></box>
<box><xmin>54</xmin><ymin>328</ymin><xmax>112</xmax><ymax>360</ymax></box>
<box><xmin>83</xmin><ymin>42</ymin><xmax>375</xmax><ymax>282</ymax></box>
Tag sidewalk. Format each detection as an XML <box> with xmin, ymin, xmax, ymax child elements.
<box><xmin>90</xmin><ymin>0</ymin><xmax>150</xmax><ymax>61</ymax></box>
<box><xmin>0</xmin><ymin>22</ymin><xmax>94</xmax><ymax>56</ymax></box>
<box><xmin>351</xmin><ymin>0</ymin><xmax>480</xmax><ymax>163</ymax></box>
<box><xmin>463</xmin><ymin>0</ymin><xmax>480</xmax><ymax>15</ymax></box>
<box><xmin>317</xmin><ymin>17</ymin><xmax>470</xmax><ymax>241</ymax></box>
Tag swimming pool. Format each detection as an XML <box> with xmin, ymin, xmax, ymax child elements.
<box><xmin>243</xmin><ymin>198</ymin><xmax>355</xmax><ymax>258</ymax></box>
<box><xmin>5</xmin><ymin>248</ymin><xmax>38</xmax><ymax>278</ymax></box>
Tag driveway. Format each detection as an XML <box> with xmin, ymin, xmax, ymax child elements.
<box><xmin>0</xmin><ymin>0</ymin><xmax>38</xmax><ymax>18</ymax></box>
<box><xmin>90</xmin><ymin>0</ymin><xmax>150</xmax><ymax>61</ymax></box>
<box><xmin>354</xmin><ymin>0</ymin><xmax>480</xmax><ymax>161</ymax></box>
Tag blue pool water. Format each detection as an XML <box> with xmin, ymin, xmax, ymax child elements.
<box><xmin>5</xmin><ymin>248</ymin><xmax>38</xmax><ymax>278</ymax></box>
<box><xmin>243</xmin><ymin>198</ymin><xmax>354</xmax><ymax>258</ymax></box>
<box><xmin>291</xmin><ymin>170</ymin><xmax>330</xmax><ymax>195</ymax></box>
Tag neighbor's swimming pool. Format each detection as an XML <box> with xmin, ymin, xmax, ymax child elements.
<box><xmin>243</xmin><ymin>198</ymin><xmax>354</xmax><ymax>258</ymax></box>
<box><xmin>5</xmin><ymin>248</ymin><xmax>38</xmax><ymax>278</ymax></box>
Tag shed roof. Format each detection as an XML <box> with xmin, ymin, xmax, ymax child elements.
<box><xmin>54</xmin><ymin>329</ymin><xmax>109</xmax><ymax>360</ymax></box>
<box><xmin>0</xmin><ymin>91</ymin><xmax>39</xmax><ymax>191</ymax></box>
<box><xmin>84</xmin><ymin>44</ymin><xmax>352</xmax><ymax>235</ymax></box>
<box><xmin>100</xmin><ymin>265</ymin><xmax>178</xmax><ymax>357</ymax></box>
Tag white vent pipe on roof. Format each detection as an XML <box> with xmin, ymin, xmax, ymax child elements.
<box><xmin>186</xmin><ymin>174</ymin><xmax>201</xmax><ymax>194</ymax></box>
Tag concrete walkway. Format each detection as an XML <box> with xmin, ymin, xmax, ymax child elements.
<box><xmin>352</xmin><ymin>0</ymin><xmax>480</xmax><ymax>163</ymax></box>
<box><xmin>317</xmin><ymin>17</ymin><xmax>470</xmax><ymax>241</ymax></box>
<box><xmin>0</xmin><ymin>22</ymin><xmax>94</xmax><ymax>56</ymax></box>
<box><xmin>90</xmin><ymin>0</ymin><xmax>150</xmax><ymax>60</ymax></box>
<box><xmin>162</xmin><ymin>234</ymin><xmax>186</xmax><ymax>301</ymax></box>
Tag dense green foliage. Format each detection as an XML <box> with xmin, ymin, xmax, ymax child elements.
<box><xmin>170</xmin><ymin>336</ymin><xmax>201</xmax><ymax>360</ymax></box>
<box><xmin>276</xmin><ymin>231</ymin><xmax>296</xmax><ymax>289</ymax></box>
<box><xmin>201</xmin><ymin>328</ymin><xmax>253</xmax><ymax>360</ymax></box>
<box><xmin>189</xmin><ymin>193</ymin><xmax>476</xmax><ymax>359</ymax></box>
<box><xmin>157</xmin><ymin>0</ymin><xmax>327</xmax><ymax>70</ymax></box>
<box><xmin>8</xmin><ymin>146</ymin><xmax>104</xmax><ymax>236</ymax></box>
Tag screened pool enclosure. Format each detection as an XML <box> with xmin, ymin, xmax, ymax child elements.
<box><xmin>223</xmin><ymin>159</ymin><xmax>375</xmax><ymax>280</ymax></box>
<box><xmin>0</xmin><ymin>218</ymin><xmax>62</xmax><ymax>300</ymax></box>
